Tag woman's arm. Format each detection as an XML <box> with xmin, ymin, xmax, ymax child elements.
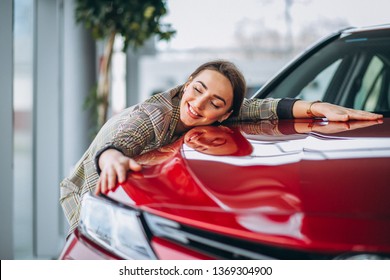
<box><xmin>92</xmin><ymin>108</ymin><xmax>156</xmax><ymax>194</ymax></box>
<box><xmin>233</xmin><ymin>98</ymin><xmax>383</xmax><ymax>122</ymax></box>
<box><xmin>292</xmin><ymin>100</ymin><xmax>383</xmax><ymax>121</ymax></box>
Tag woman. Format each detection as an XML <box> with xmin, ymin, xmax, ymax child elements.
<box><xmin>60</xmin><ymin>59</ymin><xmax>382</xmax><ymax>235</ymax></box>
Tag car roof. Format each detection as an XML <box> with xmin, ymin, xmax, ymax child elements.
<box><xmin>342</xmin><ymin>23</ymin><xmax>390</xmax><ymax>34</ymax></box>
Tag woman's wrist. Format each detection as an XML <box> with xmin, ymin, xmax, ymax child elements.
<box><xmin>292</xmin><ymin>100</ymin><xmax>324</xmax><ymax>119</ymax></box>
<box><xmin>306</xmin><ymin>100</ymin><xmax>322</xmax><ymax>118</ymax></box>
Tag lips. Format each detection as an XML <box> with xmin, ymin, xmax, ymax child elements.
<box><xmin>187</xmin><ymin>103</ymin><xmax>202</xmax><ymax>118</ymax></box>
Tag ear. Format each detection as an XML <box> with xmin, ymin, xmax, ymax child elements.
<box><xmin>218</xmin><ymin>110</ymin><xmax>233</xmax><ymax>123</ymax></box>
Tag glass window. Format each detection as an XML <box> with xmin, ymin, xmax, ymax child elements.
<box><xmin>13</xmin><ymin>0</ymin><xmax>34</xmax><ymax>259</ymax></box>
<box><xmin>354</xmin><ymin>56</ymin><xmax>385</xmax><ymax>111</ymax></box>
<box><xmin>259</xmin><ymin>34</ymin><xmax>390</xmax><ymax>113</ymax></box>
<box><xmin>296</xmin><ymin>60</ymin><xmax>341</xmax><ymax>101</ymax></box>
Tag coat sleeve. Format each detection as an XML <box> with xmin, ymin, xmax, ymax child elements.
<box><xmin>92</xmin><ymin>102</ymin><xmax>173</xmax><ymax>173</ymax></box>
<box><xmin>231</xmin><ymin>97</ymin><xmax>299</xmax><ymax>121</ymax></box>
<box><xmin>231</xmin><ymin>98</ymin><xmax>280</xmax><ymax>121</ymax></box>
<box><xmin>59</xmin><ymin>102</ymin><xmax>169</xmax><ymax>236</ymax></box>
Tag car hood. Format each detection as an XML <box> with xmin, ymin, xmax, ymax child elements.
<box><xmin>107</xmin><ymin>118</ymin><xmax>390</xmax><ymax>252</ymax></box>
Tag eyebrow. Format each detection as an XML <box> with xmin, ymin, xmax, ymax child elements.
<box><xmin>195</xmin><ymin>81</ymin><xmax>227</xmax><ymax>105</ymax></box>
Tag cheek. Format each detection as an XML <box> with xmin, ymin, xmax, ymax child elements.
<box><xmin>181</xmin><ymin>91</ymin><xmax>193</xmax><ymax>108</ymax></box>
<box><xmin>182</xmin><ymin>88</ymin><xmax>193</xmax><ymax>100</ymax></box>
<box><xmin>180</xmin><ymin>93</ymin><xmax>189</xmax><ymax>109</ymax></box>
<box><xmin>207</xmin><ymin>113</ymin><xmax>220</xmax><ymax>121</ymax></box>
<box><xmin>205</xmin><ymin>110</ymin><xmax>227</xmax><ymax>121</ymax></box>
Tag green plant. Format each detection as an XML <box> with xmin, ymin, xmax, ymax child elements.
<box><xmin>75</xmin><ymin>0</ymin><xmax>175</xmax><ymax>132</ymax></box>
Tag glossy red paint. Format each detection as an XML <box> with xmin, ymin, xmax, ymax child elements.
<box><xmin>151</xmin><ymin>237</ymin><xmax>215</xmax><ymax>260</ymax></box>
<box><xmin>140</xmin><ymin>121</ymin><xmax>388</xmax><ymax>246</ymax></box>
<box><xmin>60</xmin><ymin>119</ymin><xmax>390</xmax><ymax>259</ymax></box>
<box><xmin>59</xmin><ymin>229</ymin><xmax>120</xmax><ymax>260</ymax></box>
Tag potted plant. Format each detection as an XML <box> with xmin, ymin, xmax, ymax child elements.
<box><xmin>75</xmin><ymin>0</ymin><xmax>176</xmax><ymax>132</ymax></box>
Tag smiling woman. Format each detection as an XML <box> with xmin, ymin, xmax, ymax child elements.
<box><xmin>59</xmin><ymin>59</ymin><xmax>382</xmax><ymax>237</ymax></box>
<box><xmin>176</xmin><ymin>61</ymin><xmax>244</xmax><ymax>133</ymax></box>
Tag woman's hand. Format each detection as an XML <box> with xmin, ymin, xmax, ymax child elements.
<box><xmin>293</xmin><ymin>100</ymin><xmax>383</xmax><ymax>121</ymax></box>
<box><xmin>312</xmin><ymin>102</ymin><xmax>383</xmax><ymax>121</ymax></box>
<box><xmin>95</xmin><ymin>149</ymin><xmax>142</xmax><ymax>195</ymax></box>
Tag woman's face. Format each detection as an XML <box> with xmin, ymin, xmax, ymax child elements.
<box><xmin>184</xmin><ymin>126</ymin><xmax>238</xmax><ymax>156</ymax></box>
<box><xmin>179</xmin><ymin>69</ymin><xmax>233</xmax><ymax>128</ymax></box>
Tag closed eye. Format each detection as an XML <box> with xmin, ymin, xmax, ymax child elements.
<box><xmin>193</xmin><ymin>85</ymin><xmax>202</xmax><ymax>94</ymax></box>
<box><xmin>211</xmin><ymin>102</ymin><xmax>221</xmax><ymax>109</ymax></box>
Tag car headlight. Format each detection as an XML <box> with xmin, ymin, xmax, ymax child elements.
<box><xmin>78</xmin><ymin>192</ymin><xmax>156</xmax><ymax>259</ymax></box>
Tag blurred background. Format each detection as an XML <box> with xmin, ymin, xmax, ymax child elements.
<box><xmin>1</xmin><ymin>0</ymin><xmax>389</xmax><ymax>259</ymax></box>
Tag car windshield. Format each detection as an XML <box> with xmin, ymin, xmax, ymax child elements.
<box><xmin>255</xmin><ymin>30</ymin><xmax>390</xmax><ymax>114</ymax></box>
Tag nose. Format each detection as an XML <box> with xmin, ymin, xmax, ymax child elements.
<box><xmin>192</xmin><ymin>94</ymin><xmax>207</xmax><ymax>110</ymax></box>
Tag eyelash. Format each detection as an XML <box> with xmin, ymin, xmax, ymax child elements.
<box><xmin>211</xmin><ymin>103</ymin><xmax>220</xmax><ymax>109</ymax></box>
<box><xmin>193</xmin><ymin>86</ymin><xmax>202</xmax><ymax>94</ymax></box>
<box><xmin>193</xmin><ymin>86</ymin><xmax>221</xmax><ymax>109</ymax></box>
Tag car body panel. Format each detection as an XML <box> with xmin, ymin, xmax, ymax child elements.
<box><xmin>59</xmin><ymin>229</ymin><xmax>120</xmax><ymax>260</ymax></box>
<box><xmin>101</xmin><ymin>119</ymin><xmax>390</xmax><ymax>256</ymax></box>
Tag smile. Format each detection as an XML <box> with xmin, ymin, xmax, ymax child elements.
<box><xmin>187</xmin><ymin>103</ymin><xmax>201</xmax><ymax>118</ymax></box>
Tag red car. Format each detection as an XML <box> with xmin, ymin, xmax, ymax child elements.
<box><xmin>59</xmin><ymin>24</ymin><xmax>390</xmax><ymax>260</ymax></box>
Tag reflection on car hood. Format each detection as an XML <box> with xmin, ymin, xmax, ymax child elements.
<box><xmin>108</xmin><ymin>119</ymin><xmax>390</xmax><ymax>251</ymax></box>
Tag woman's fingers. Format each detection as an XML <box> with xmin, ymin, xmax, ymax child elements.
<box><xmin>116</xmin><ymin>164</ymin><xmax>128</xmax><ymax>183</ymax></box>
<box><xmin>96</xmin><ymin>172</ymin><xmax>106</xmax><ymax>195</ymax></box>
<box><xmin>107</xmin><ymin>167</ymin><xmax>117</xmax><ymax>191</ymax></box>
<box><xmin>129</xmin><ymin>158</ymin><xmax>142</xmax><ymax>172</ymax></box>
<box><xmin>96</xmin><ymin>168</ymin><xmax>118</xmax><ymax>194</ymax></box>
<box><xmin>347</xmin><ymin>110</ymin><xmax>383</xmax><ymax>120</ymax></box>
<box><xmin>318</xmin><ymin>103</ymin><xmax>383</xmax><ymax>121</ymax></box>
<box><xmin>95</xmin><ymin>155</ymin><xmax>143</xmax><ymax>195</ymax></box>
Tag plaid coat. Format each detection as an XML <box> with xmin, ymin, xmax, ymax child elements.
<box><xmin>60</xmin><ymin>85</ymin><xmax>281</xmax><ymax>235</ymax></box>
